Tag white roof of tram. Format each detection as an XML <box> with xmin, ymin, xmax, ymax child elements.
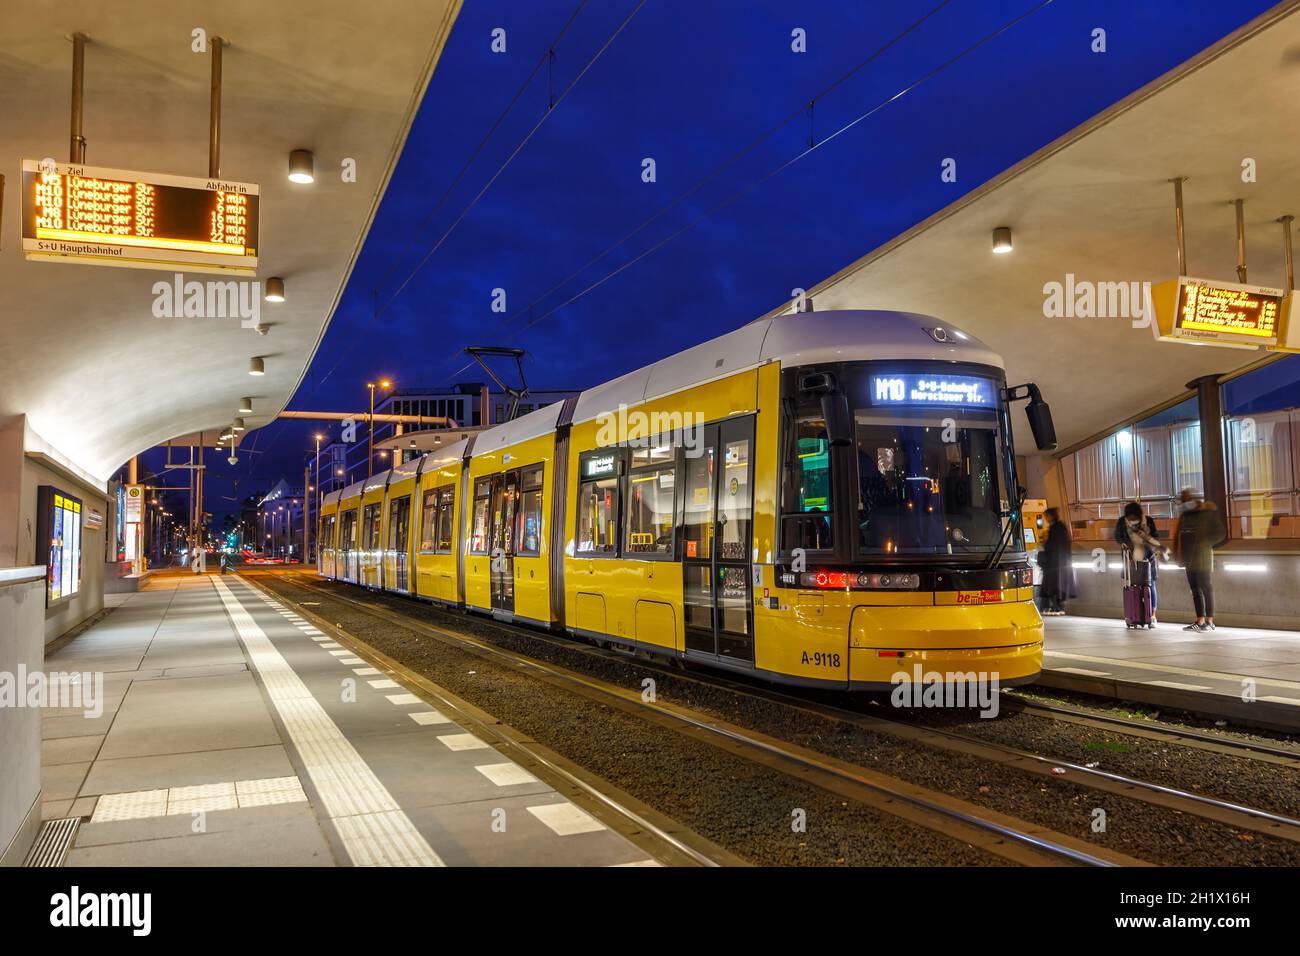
<box><xmin>344</xmin><ymin>309</ymin><xmax>999</xmax><ymax>491</ymax></box>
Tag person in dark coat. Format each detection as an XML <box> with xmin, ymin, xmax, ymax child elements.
<box><xmin>1037</xmin><ymin>507</ymin><xmax>1076</xmax><ymax>615</ymax></box>
<box><xmin>1172</xmin><ymin>488</ymin><xmax>1224</xmax><ymax>631</ymax></box>
<box><xmin>1113</xmin><ymin>501</ymin><xmax>1170</xmax><ymax>621</ymax></box>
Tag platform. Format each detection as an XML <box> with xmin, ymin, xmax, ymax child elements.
<box><xmin>1041</xmin><ymin>616</ymin><xmax>1300</xmax><ymax>733</ymax></box>
<box><xmin>37</xmin><ymin>572</ymin><xmax>657</xmax><ymax>866</ymax></box>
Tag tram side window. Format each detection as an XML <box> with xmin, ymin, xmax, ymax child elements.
<box><xmin>781</xmin><ymin>416</ymin><xmax>834</xmax><ymax>551</ymax></box>
<box><xmin>469</xmin><ymin>479</ymin><xmax>491</xmax><ymax>554</ymax></box>
<box><xmin>388</xmin><ymin>496</ymin><xmax>411</xmax><ymax>553</ymax></box>
<box><xmin>516</xmin><ymin>466</ymin><xmax>544</xmax><ymax>556</ymax></box>
<box><xmin>321</xmin><ymin>514</ymin><xmax>336</xmax><ymax>550</ymax></box>
<box><xmin>361</xmin><ymin>503</ymin><xmax>381</xmax><ymax>550</ymax></box>
<box><xmin>576</xmin><ymin>477</ymin><xmax>619</xmax><ymax>555</ymax></box>
<box><xmin>340</xmin><ymin>510</ymin><xmax>358</xmax><ymax>551</ymax></box>
<box><xmin>434</xmin><ymin>487</ymin><xmax>456</xmax><ymax>553</ymax></box>
<box><xmin>625</xmin><ymin>442</ymin><xmax>675</xmax><ymax>556</ymax></box>
<box><xmin>419</xmin><ymin>489</ymin><xmax>438</xmax><ymax>553</ymax></box>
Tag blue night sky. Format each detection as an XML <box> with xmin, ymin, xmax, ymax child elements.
<box><xmin>176</xmin><ymin>0</ymin><xmax>1286</xmax><ymax>518</ymax></box>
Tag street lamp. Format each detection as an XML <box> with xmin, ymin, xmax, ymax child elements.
<box><xmin>366</xmin><ymin>378</ymin><xmax>393</xmax><ymax>477</ymax></box>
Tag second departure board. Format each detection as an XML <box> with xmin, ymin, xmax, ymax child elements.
<box><xmin>20</xmin><ymin>160</ymin><xmax>259</xmax><ymax>274</ymax></box>
<box><xmin>1173</xmin><ymin>277</ymin><xmax>1283</xmax><ymax>346</ymax></box>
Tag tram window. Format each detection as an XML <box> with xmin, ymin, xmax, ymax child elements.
<box><xmin>434</xmin><ymin>487</ymin><xmax>455</xmax><ymax>553</ymax></box>
<box><xmin>470</xmin><ymin>479</ymin><xmax>491</xmax><ymax>554</ymax></box>
<box><xmin>489</xmin><ymin>473</ymin><xmax>519</xmax><ymax>556</ymax></box>
<box><xmin>516</xmin><ymin>466</ymin><xmax>544</xmax><ymax>556</ymax></box>
<box><xmin>854</xmin><ymin>417</ymin><xmax>1005</xmax><ymax>555</ymax></box>
<box><xmin>576</xmin><ymin>477</ymin><xmax>619</xmax><ymax>555</ymax></box>
<box><xmin>780</xmin><ymin>417</ymin><xmax>834</xmax><ymax>551</ymax></box>
<box><xmin>340</xmin><ymin>510</ymin><xmax>358</xmax><ymax>550</ymax></box>
<box><xmin>322</xmin><ymin>514</ymin><xmax>336</xmax><ymax>550</ymax></box>
<box><xmin>388</xmin><ymin>496</ymin><xmax>411</xmax><ymax>552</ymax></box>
<box><xmin>419</xmin><ymin>489</ymin><xmax>438</xmax><ymax>552</ymax></box>
<box><xmin>718</xmin><ymin>439</ymin><xmax>752</xmax><ymax>561</ymax></box>
<box><xmin>361</xmin><ymin>503</ymin><xmax>381</xmax><ymax>550</ymax></box>
<box><xmin>625</xmin><ymin>450</ymin><xmax>675</xmax><ymax>556</ymax></box>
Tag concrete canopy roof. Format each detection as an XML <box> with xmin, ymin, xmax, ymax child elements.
<box><xmin>768</xmin><ymin>1</ymin><xmax>1300</xmax><ymax>456</ymax></box>
<box><xmin>0</xmin><ymin>0</ymin><xmax>461</xmax><ymax>485</ymax></box>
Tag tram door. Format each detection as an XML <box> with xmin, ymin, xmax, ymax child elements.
<box><xmin>388</xmin><ymin>496</ymin><xmax>410</xmax><ymax>593</ymax></box>
<box><xmin>489</xmin><ymin>471</ymin><xmax>519</xmax><ymax>614</ymax></box>
<box><xmin>682</xmin><ymin>418</ymin><xmax>755</xmax><ymax>663</ymax></box>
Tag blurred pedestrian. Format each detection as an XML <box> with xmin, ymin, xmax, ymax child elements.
<box><xmin>1037</xmin><ymin>507</ymin><xmax>1075</xmax><ymax>615</ymax></box>
<box><xmin>1172</xmin><ymin>488</ymin><xmax>1223</xmax><ymax>631</ymax></box>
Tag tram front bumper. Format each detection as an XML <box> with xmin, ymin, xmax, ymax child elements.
<box><xmin>846</xmin><ymin>601</ymin><xmax>1044</xmax><ymax>689</ymax></box>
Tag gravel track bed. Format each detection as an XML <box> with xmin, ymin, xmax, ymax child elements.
<box><xmin>250</xmin><ymin>573</ymin><xmax>995</xmax><ymax>867</ymax></box>
<box><xmin>259</xmin><ymin>573</ymin><xmax>1300</xmax><ymax>866</ymax></box>
<box><xmin>877</xmin><ymin>706</ymin><xmax>1300</xmax><ymax>822</ymax></box>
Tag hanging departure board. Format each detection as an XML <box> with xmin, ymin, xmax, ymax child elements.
<box><xmin>20</xmin><ymin>160</ymin><xmax>259</xmax><ymax>274</ymax></box>
<box><xmin>1172</xmin><ymin>277</ymin><xmax>1283</xmax><ymax>346</ymax></box>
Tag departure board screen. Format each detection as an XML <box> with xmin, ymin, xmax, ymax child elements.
<box><xmin>1173</xmin><ymin>278</ymin><xmax>1283</xmax><ymax>345</ymax></box>
<box><xmin>20</xmin><ymin>160</ymin><xmax>259</xmax><ymax>274</ymax></box>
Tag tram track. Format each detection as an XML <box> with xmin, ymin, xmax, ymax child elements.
<box><xmin>247</xmin><ymin>569</ymin><xmax>1300</xmax><ymax>865</ymax></box>
<box><xmin>244</xmin><ymin>569</ymin><xmax>1136</xmax><ymax>867</ymax></box>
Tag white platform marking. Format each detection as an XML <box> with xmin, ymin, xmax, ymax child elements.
<box><xmin>408</xmin><ymin>711</ymin><xmax>452</xmax><ymax>726</ymax></box>
<box><xmin>368</xmin><ymin>679</ymin><xmax>400</xmax><ymax>690</ymax></box>
<box><xmin>527</xmin><ymin>802</ymin><xmax>605</xmax><ymax>836</ymax></box>
<box><xmin>352</xmin><ymin>667</ymin><xmax>382</xmax><ymax>676</ymax></box>
<box><xmin>438</xmin><ymin>733</ymin><xmax>490</xmax><ymax>751</ymax></box>
<box><xmin>91</xmin><ymin>776</ymin><xmax>309</xmax><ymax>822</ymax></box>
<box><xmin>212</xmin><ymin>578</ymin><xmax>443</xmax><ymax>867</ymax></box>
<box><xmin>1259</xmin><ymin>695</ymin><xmax>1300</xmax><ymax>706</ymax></box>
<box><xmin>476</xmin><ymin>763</ymin><xmax>538</xmax><ymax>787</ymax></box>
<box><xmin>1054</xmin><ymin>667</ymin><xmax>1111</xmax><ymax>677</ymax></box>
<box><xmin>1145</xmin><ymin>680</ymin><xmax>1213</xmax><ymax>691</ymax></box>
<box><xmin>386</xmin><ymin>693</ymin><xmax>422</xmax><ymax>706</ymax></box>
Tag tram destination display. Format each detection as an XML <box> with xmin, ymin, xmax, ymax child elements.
<box><xmin>20</xmin><ymin>160</ymin><xmax>259</xmax><ymax>274</ymax></box>
<box><xmin>868</xmin><ymin>373</ymin><xmax>995</xmax><ymax>408</ymax></box>
<box><xmin>1172</xmin><ymin>277</ymin><xmax>1283</xmax><ymax>346</ymax></box>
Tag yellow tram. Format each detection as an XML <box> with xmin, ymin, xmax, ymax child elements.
<box><xmin>317</xmin><ymin>310</ymin><xmax>1056</xmax><ymax>689</ymax></box>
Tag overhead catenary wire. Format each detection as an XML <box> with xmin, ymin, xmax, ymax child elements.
<box><xmin>371</xmin><ymin>0</ymin><xmax>649</xmax><ymax>325</ymax></box>
<box><xmin>368</xmin><ymin>0</ymin><xmax>592</xmax><ymax>301</ymax></box>
<box><xmin>433</xmin><ymin>0</ymin><xmax>959</xmax><ymax>382</ymax></box>
<box><xmin>314</xmin><ymin>0</ymin><xmax>643</xmax><ymax>396</ymax></box>
<box><xmin>514</xmin><ymin>0</ymin><xmax>1057</xmax><ymax>338</ymax></box>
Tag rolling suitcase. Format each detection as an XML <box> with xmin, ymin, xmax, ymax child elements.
<box><xmin>1121</xmin><ymin>548</ymin><xmax>1154</xmax><ymax>629</ymax></box>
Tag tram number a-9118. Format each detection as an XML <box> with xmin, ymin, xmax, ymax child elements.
<box><xmin>801</xmin><ymin>651</ymin><xmax>842</xmax><ymax>668</ymax></box>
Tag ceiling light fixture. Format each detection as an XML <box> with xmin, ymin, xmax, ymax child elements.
<box><xmin>992</xmin><ymin>226</ymin><xmax>1013</xmax><ymax>255</ymax></box>
<box><xmin>288</xmin><ymin>149</ymin><xmax>314</xmax><ymax>184</ymax></box>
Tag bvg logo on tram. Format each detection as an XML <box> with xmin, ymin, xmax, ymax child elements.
<box><xmin>957</xmin><ymin>589</ymin><xmax>1004</xmax><ymax>605</ymax></box>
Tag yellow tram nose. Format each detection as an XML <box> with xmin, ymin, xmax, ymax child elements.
<box><xmin>846</xmin><ymin>600</ymin><xmax>1044</xmax><ymax>689</ymax></box>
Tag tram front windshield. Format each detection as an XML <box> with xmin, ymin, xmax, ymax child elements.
<box><xmin>784</xmin><ymin>365</ymin><xmax>1019</xmax><ymax>559</ymax></box>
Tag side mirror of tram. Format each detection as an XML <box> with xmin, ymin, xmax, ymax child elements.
<box><xmin>800</xmin><ymin>371</ymin><xmax>854</xmax><ymax>447</ymax></box>
<box><xmin>1003</xmin><ymin>383</ymin><xmax>1058</xmax><ymax>452</ymax></box>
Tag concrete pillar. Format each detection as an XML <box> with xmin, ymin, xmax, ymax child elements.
<box><xmin>1187</xmin><ymin>374</ymin><xmax>1227</xmax><ymax>515</ymax></box>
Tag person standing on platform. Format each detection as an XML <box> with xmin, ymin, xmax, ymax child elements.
<box><xmin>1113</xmin><ymin>501</ymin><xmax>1170</xmax><ymax>621</ymax></box>
<box><xmin>1172</xmin><ymin>487</ymin><xmax>1223</xmax><ymax>631</ymax></box>
<box><xmin>1037</xmin><ymin>507</ymin><xmax>1075</xmax><ymax>615</ymax></box>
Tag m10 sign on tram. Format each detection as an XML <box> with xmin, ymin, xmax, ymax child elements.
<box><xmin>20</xmin><ymin>159</ymin><xmax>259</xmax><ymax>274</ymax></box>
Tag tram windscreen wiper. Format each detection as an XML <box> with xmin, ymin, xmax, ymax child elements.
<box><xmin>984</xmin><ymin>494</ymin><xmax>1022</xmax><ymax>570</ymax></box>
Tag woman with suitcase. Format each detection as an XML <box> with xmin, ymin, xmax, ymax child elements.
<box><xmin>1114</xmin><ymin>501</ymin><xmax>1168</xmax><ymax>625</ymax></box>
